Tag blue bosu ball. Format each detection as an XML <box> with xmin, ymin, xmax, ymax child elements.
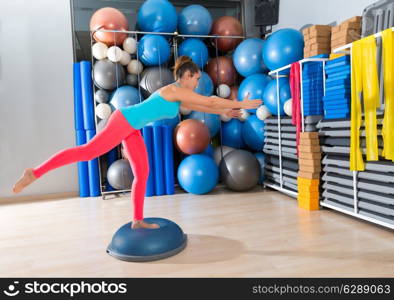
<box><xmin>107</xmin><ymin>218</ymin><xmax>187</xmax><ymax>262</ymax></box>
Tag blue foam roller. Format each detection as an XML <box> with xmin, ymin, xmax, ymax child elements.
<box><xmin>326</xmin><ymin>56</ymin><xmax>349</xmax><ymax>66</ymax></box>
<box><xmin>323</xmin><ymin>98</ymin><xmax>350</xmax><ymax>105</ymax></box>
<box><xmin>326</xmin><ymin>84</ymin><xmax>351</xmax><ymax>92</ymax></box>
<box><xmin>326</xmin><ymin>74</ymin><xmax>350</xmax><ymax>82</ymax></box>
<box><xmin>325</xmin><ymin>61</ymin><xmax>350</xmax><ymax>70</ymax></box>
<box><xmin>325</xmin><ymin>89</ymin><xmax>351</xmax><ymax>97</ymax></box>
<box><xmin>326</xmin><ymin>106</ymin><xmax>350</xmax><ymax>114</ymax></box>
<box><xmin>324</xmin><ymin>112</ymin><xmax>350</xmax><ymax>119</ymax></box>
<box><xmin>326</xmin><ymin>79</ymin><xmax>350</xmax><ymax>88</ymax></box>
<box><xmin>76</xmin><ymin>130</ymin><xmax>90</xmax><ymax>197</ymax></box>
<box><xmin>310</xmin><ymin>53</ymin><xmax>330</xmax><ymax>58</ymax></box>
<box><xmin>323</xmin><ymin>94</ymin><xmax>351</xmax><ymax>102</ymax></box>
<box><xmin>73</xmin><ymin>63</ymin><xmax>84</xmax><ymax>131</ymax></box>
<box><xmin>86</xmin><ymin>130</ymin><xmax>101</xmax><ymax>196</ymax></box>
<box><xmin>142</xmin><ymin>126</ymin><xmax>155</xmax><ymax>197</ymax></box>
<box><xmin>303</xmin><ymin>92</ymin><xmax>321</xmax><ymax>97</ymax></box>
<box><xmin>80</xmin><ymin>61</ymin><xmax>96</xmax><ymax>130</ymax></box>
<box><xmin>324</xmin><ymin>102</ymin><xmax>350</xmax><ymax>110</ymax></box>
<box><xmin>325</xmin><ymin>65</ymin><xmax>350</xmax><ymax>75</ymax></box>
<box><xmin>303</xmin><ymin>78</ymin><xmax>324</xmax><ymax>83</ymax></box>
<box><xmin>326</xmin><ymin>70</ymin><xmax>351</xmax><ymax>78</ymax></box>
<box><xmin>153</xmin><ymin>126</ymin><xmax>165</xmax><ymax>196</ymax></box>
<box><xmin>163</xmin><ymin>125</ymin><xmax>175</xmax><ymax>195</ymax></box>
<box><xmin>106</xmin><ymin>148</ymin><xmax>118</xmax><ymax>191</ymax></box>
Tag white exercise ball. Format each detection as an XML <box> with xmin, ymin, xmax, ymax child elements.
<box><xmin>127</xmin><ymin>60</ymin><xmax>143</xmax><ymax>75</ymax></box>
<box><xmin>256</xmin><ymin>105</ymin><xmax>271</xmax><ymax>121</ymax></box>
<box><xmin>221</xmin><ymin>114</ymin><xmax>231</xmax><ymax>122</ymax></box>
<box><xmin>92</xmin><ymin>42</ymin><xmax>108</xmax><ymax>60</ymax></box>
<box><xmin>96</xmin><ymin>103</ymin><xmax>112</xmax><ymax>120</ymax></box>
<box><xmin>180</xmin><ymin>106</ymin><xmax>191</xmax><ymax>115</ymax></box>
<box><xmin>107</xmin><ymin>46</ymin><xmax>123</xmax><ymax>62</ymax></box>
<box><xmin>238</xmin><ymin>109</ymin><xmax>249</xmax><ymax>122</ymax></box>
<box><xmin>119</xmin><ymin>50</ymin><xmax>131</xmax><ymax>66</ymax></box>
<box><xmin>216</xmin><ymin>84</ymin><xmax>231</xmax><ymax>98</ymax></box>
<box><xmin>284</xmin><ymin>98</ymin><xmax>292</xmax><ymax>117</ymax></box>
<box><xmin>123</xmin><ymin>37</ymin><xmax>137</xmax><ymax>54</ymax></box>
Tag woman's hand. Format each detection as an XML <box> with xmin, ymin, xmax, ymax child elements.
<box><xmin>240</xmin><ymin>93</ymin><xmax>262</xmax><ymax>109</ymax></box>
<box><xmin>223</xmin><ymin>108</ymin><xmax>242</xmax><ymax>118</ymax></box>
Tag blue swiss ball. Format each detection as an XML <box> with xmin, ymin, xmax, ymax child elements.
<box><xmin>194</xmin><ymin>71</ymin><xmax>214</xmax><ymax>96</ymax></box>
<box><xmin>254</xmin><ymin>152</ymin><xmax>266</xmax><ymax>184</ymax></box>
<box><xmin>179</xmin><ymin>38</ymin><xmax>209</xmax><ymax>68</ymax></box>
<box><xmin>177</xmin><ymin>154</ymin><xmax>218</xmax><ymax>194</ymax></box>
<box><xmin>137</xmin><ymin>34</ymin><xmax>170</xmax><ymax>66</ymax></box>
<box><xmin>186</xmin><ymin>111</ymin><xmax>220</xmax><ymax>137</ymax></box>
<box><xmin>263</xmin><ymin>77</ymin><xmax>291</xmax><ymax>116</ymax></box>
<box><xmin>242</xmin><ymin>115</ymin><xmax>265</xmax><ymax>151</ymax></box>
<box><xmin>137</xmin><ymin>0</ymin><xmax>178</xmax><ymax>33</ymax></box>
<box><xmin>221</xmin><ymin>119</ymin><xmax>245</xmax><ymax>148</ymax></box>
<box><xmin>238</xmin><ymin>74</ymin><xmax>272</xmax><ymax>113</ymax></box>
<box><xmin>262</xmin><ymin>28</ymin><xmax>304</xmax><ymax>71</ymax></box>
<box><xmin>233</xmin><ymin>38</ymin><xmax>268</xmax><ymax>77</ymax></box>
<box><xmin>109</xmin><ymin>86</ymin><xmax>143</xmax><ymax>110</ymax></box>
<box><xmin>178</xmin><ymin>5</ymin><xmax>212</xmax><ymax>35</ymax></box>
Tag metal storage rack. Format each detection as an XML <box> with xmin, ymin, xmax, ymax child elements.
<box><xmin>321</xmin><ymin>27</ymin><xmax>394</xmax><ymax>229</ymax></box>
<box><xmin>264</xmin><ymin>58</ymin><xmax>327</xmax><ymax>198</ymax></box>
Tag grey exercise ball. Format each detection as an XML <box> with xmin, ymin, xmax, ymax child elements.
<box><xmin>139</xmin><ymin>67</ymin><xmax>174</xmax><ymax>98</ymax></box>
<box><xmin>94</xmin><ymin>89</ymin><xmax>109</xmax><ymax>103</ymax></box>
<box><xmin>126</xmin><ymin>74</ymin><xmax>138</xmax><ymax>86</ymax></box>
<box><xmin>93</xmin><ymin>59</ymin><xmax>125</xmax><ymax>90</ymax></box>
<box><xmin>213</xmin><ymin>145</ymin><xmax>235</xmax><ymax>166</ymax></box>
<box><xmin>107</xmin><ymin>159</ymin><xmax>134</xmax><ymax>190</ymax></box>
<box><xmin>220</xmin><ymin>150</ymin><xmax>260</xmax><ymax>192</ymax></box>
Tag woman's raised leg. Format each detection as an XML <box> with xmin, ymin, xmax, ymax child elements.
<box><xmin>13</xmin><ymin>110</ymin><xmax>135</xmax><ymax>193</ymax></box>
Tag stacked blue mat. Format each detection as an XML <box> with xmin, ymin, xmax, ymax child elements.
<box><xmin>142</xmin><ymin>125</ymin><xmax>175</xmax><ymax>197</ymax></box>
<box><xmin>302</xmin><ymin>61</ymin><xmax>324</xmax><ymax>116</ymax></box>
<box><xmin>323</xmin><ymin>55</ymin><xmax>351</xmax><ymax>119</ymax></box>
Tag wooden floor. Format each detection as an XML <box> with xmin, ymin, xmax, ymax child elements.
<box><xmin>1</xmin><ymin>187</ymin><xmax>393</xmax><ymax>277</ymax></box>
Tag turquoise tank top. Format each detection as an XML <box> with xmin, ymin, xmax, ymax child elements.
<box><xmin>119</xmin><ymin>89</ymin><xmax>180</xmax><ymax>130</ymax></box>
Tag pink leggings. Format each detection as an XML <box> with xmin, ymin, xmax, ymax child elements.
<box><xmin>33</xmin><ymin>110</ymin><xmax>149</xmax><ymax>221</ymax></box>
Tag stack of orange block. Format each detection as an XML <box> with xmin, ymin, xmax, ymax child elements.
<box><xmin>297</xmin><ymin>132</ymin><xmax>321</xmax><ymax>210</ymax></box>
<box><xmin>302</xmin><ymin>25</ymin><xmax>332</xmax><ymax>58</ymax></box>
<box><xmin>331</xmin><ymin>16</ymin><xmax>362</xmax><ymax>50</ymax></box>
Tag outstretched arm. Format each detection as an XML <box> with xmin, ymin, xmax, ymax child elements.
<box><xmin>181</xmin><ymin>103</ymin><xmax>242</xmax><ymax>118</ymax></box>
<box><xmin>170</xmin><ymin>86</ymin><xmax>261</xmax><ymax>110</ymax></box>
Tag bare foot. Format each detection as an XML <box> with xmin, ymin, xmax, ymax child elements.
<box><xmin>131</xmin><ymin>220</ymin><xmax>160</xmax><ymax>229</ymax></box>
<box><xmin>13</xmin><ymin>168</ymin><xmax>37</xmax><ymax>194</ymax></box>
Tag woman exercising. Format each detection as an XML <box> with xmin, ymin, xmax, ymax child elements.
<box><xmin>13</xmin><ymin>56</ymin><xmax>262</xmax><ymax>229</ymax></box>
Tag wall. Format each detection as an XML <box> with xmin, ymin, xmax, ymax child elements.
<box><xmin>274</xmin><ymin>0</ymin><xmax>377</xmax><ymax>31</ymax></box>
<box><xmin>0</xmin><ymin>0</ymin><xmax>77</xmax><ymax>199</ymax></box>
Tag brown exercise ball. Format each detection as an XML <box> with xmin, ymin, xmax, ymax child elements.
<box><xmin>210</xmin><ymin>16</ymin><xmax>244</xmax><ymax>52</ymax></box>
<box><xmin>229</xmin><ymin>86</ymin><xmax>239</xmax><ymax>100</ymax></box>
<box><xmin>205</xmin><ymin>56</ymin><xmax>237</xmax><ymax>87</ymax></box>
<box><xmin>174</xmin><ymin>119</ymin><xmax>210</xmax><ymax>155</ymax></box>
<box><xmin>90</xmin><ymin>7</ymin><xmax>129</xmax><ymax>46</ymax></box>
